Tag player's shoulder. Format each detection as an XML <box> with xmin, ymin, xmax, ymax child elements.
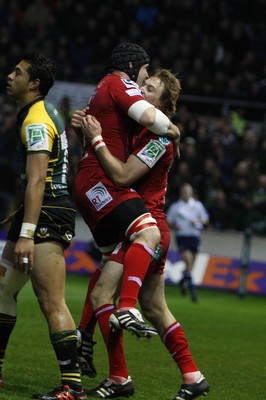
<box><xmin>28</xmin><ymin>99</ymin><xmax>56</xmax><ymax>121</ymax></box>
<box><xmin>107</xmin><ymin>73</ymin><xmax>141</xmax><ymax>93</ymax></box>
<box><xmin>25</xmin><ymin>99</ymin><xmax>62</xmax><ymax>135</ymax></box>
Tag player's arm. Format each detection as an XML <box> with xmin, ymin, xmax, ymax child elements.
<box><xmin>23</xmin><ymin>152</ymin><xmax>48</xmax><ymax>223</ymax></box>
<box><xmin>80</xmin><ymin>115</ymin><xmax>149</xmax><ymax>186</ymax></box>
<box><xmin>14</xmin><ymin>152</ymin><xmax>49</xmax><ymax>273</ymax></box>
<box><xmin>127</xmin><ymin>100</ymin><xmax>180</xmax><ymax>157</ymax></box>
<box><xmin>194</xmin><ymin>205</ymin><xmax>209</xmax><ymax>227</ymax></box>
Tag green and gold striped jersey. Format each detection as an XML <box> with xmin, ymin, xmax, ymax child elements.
<box><xmin>17</xmin><ymin>97</ymin><xmax>69</xmax><ymax>201</ymax></box>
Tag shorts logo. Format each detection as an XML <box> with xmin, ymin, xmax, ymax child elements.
<box><xmin>86</xmin><ymin>182</ymin><xmax>113</xmax><ymax>211</ymax></box>
<box><xmin>37</xmin><ymin>227</ymin><xmax>49</xmax><ymax>239</ymax></box>
<box><xmin>64</xmin><ymin>231</ymin><xmax>73</xmax><ymax>242</ymax></box>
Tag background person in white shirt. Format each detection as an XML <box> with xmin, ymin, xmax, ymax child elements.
<box><xmin>166</xmin><ymin>183</ymin><xmax>209</xmax><ymax>302</ymax></box>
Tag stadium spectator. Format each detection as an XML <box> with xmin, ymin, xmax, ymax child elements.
<box><xmin>195</xmin><ymin>157</ymin><xmax>224</xmax><ymax>210</ymax></box>
<box><xmin>258</xmin><ymin>124</ymin><xmax>266</xmax><ymax>174</ymax></box>
<box><xmin>250</xmin><ymin>174</ymin><xmax>266</xmax><ymax>234</ymax></box>
<box><xmin>240</xmin><ymin>127</ymin><xmax>260</xmax><ymax>165</ymax></box>
<box><xmin>229</xmin><ymin>176</ymin><xmax>254</xmax><ymax>231</ymax></box>
<box><xmin>0</xmin><ymin>0</ymin><xmax>265</xmax><ymax>100</ymax></box>
<box><xmin>208</xmin><ymin>189</ymin><xmax>232</xmax><ymax>230</ymax></box>
<box><xmin>252</xmin><ymin>174</ymin><xmax>266</xmax><ymax>221</ymax></box>
<box><xmin>180</xmin><ymin>136</ymin><xmax>202</xmax><ymax>177</ymax></box>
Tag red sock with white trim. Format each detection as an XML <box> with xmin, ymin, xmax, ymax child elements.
<box><xmin>162</xmin><ymin>322</ymin><xmax>199</xmax><ymax>379</ymax></box>
<box><xmin>79</xmin><ymin>268</ymin><xmax>101</xmax><ymax>333</ymax></box>
<box><xmin>95</xmin><ymin>304</ymin><xmax>128</xmax><ymax>379</ymax></box>
<box><xmin>118</xmin><ymin>243</ymin><xmax>153</xmax><ymax>310</ymax></box>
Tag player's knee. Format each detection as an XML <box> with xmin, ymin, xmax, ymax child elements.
<box><xmin>139</xmin><ymin>226</ymin><xmax>161</xmax><ymax>250</ymax></box>
<box><xmin>126</xmin><ymin>213</ymin><xmax>161</xmax><ymax>250</ymax></box>
<box><xmin>35</xmin><ymin>290</ymin><xmax>63</xmax><ymax>317</ymax></box>
<box><xmin>36</xmin><ymin>296</ymin><xmax>51</xmax><ymax>316</ymax></box>
<box><xmin>0</xmin><ymin>262</ymin><xmax>28</xmax><ymax>316</ymax></box>
<box><xmin>90</xmin><ymin>283</ymin><xmax>113</xmax><ymax>310</ymax></box>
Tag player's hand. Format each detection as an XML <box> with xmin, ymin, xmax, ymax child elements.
<box><xmin>166</xmin><ymin>122</ymin><xmax>181</xmax><ymax>158</ymax></box>
<box><xmin>81</xmin><ymin>115</ymin><xmax>102</xmax><ymax>140</ymax></box>
<box><xmin>171</xmin><ymin>124</ymin><xmax>181</xmax><ymax>158</ymax></box>
<box><xmin>173</xmin><ymin>136</ymin><xmax>180</xmax><ymax>158</ymax></box>
<box><xmin>71</xmin><ymin>109</ymin><xmax>87</xmax><ymax>130</ymax></box>
<box><xmin>14</xmin><ymin>237</ymin><xmax>34</xmax><ymax>274</ymax></box>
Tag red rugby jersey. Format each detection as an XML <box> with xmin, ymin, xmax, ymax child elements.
<box><xmin>80</xmin><ymin>73</ymin><xmax>144</xmax><ymax>168</ymax></box>
<box><xmin>132</xmin><ymin>129</ymin><xmax>174</xmax><ymax>220</ymax></box>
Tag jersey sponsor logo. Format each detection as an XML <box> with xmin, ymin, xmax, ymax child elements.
<box><xmin>125</xmin><ymin>88</ymin><xmax>142</xmax><ymax>97</ymax></box>
<box><xmin>26</xmin><ymin>123</ymin><xmax>49</xmax><ymax>151</ymax></box>
<box><xmin>86</xmin><ymin>182</ymin><xmax>113</xmax><ymax>211</ymax></box>
<box><xmin>136</xmin><ymin>139</ymin><xmax>166</xmax><ymax>168</ymax></box>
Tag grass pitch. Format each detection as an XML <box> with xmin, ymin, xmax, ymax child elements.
<box><xmin>1</xmin><ymin>274</ymin><xmax>265</xmax><ymax>400</ymax></box>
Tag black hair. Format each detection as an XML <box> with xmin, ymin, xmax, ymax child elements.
<box><xmin>22</xmin><ymin>52</ymin><xmax>56</xmax><ymax>96</ymax></box>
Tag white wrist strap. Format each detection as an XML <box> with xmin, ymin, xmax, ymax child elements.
<box><xmin>20</xmin><ymin>222</ymin><xmax>36</xmax><ymax>239</ymax></box>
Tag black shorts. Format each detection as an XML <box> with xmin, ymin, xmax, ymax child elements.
<box><xmin>92</xmin><ymin>198</ymin><xmax>149</xmax><ymax>248</ymax></box>
<box><xmin>7</xmin><ymin>197</ymin><xmax>76</xmax><ymax>249</ymax></box>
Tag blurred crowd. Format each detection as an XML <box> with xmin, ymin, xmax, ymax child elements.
<box><xmin>1</xmin><ymin>0</ymin><xmax>266</xmax><ymax>100</ymax></box>
<box><xmin>0</xmin><ymin>0</ymin><xmax>266</xmax><ymax>233</ymax></box>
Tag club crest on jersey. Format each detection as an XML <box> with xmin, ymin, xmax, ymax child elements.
<box><xmin>26</xmin><ymin>123</ymin><xmax>49</xmax><ymax>151</ymax></box>
<box><xmin>86</xmin><ymin>182</ymin><xmax>113</xmax><ymax>211</ymax></box>
<box><xmin>136</xmin><ymin>139</ymin><xmax>166</xmax><ymax>168</ymax></box>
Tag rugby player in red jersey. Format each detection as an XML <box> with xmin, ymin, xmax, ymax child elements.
<box><xmin>72</xmin><ymin>43</ymin><xmax>180</xmax><ymax>338</ymax></box>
